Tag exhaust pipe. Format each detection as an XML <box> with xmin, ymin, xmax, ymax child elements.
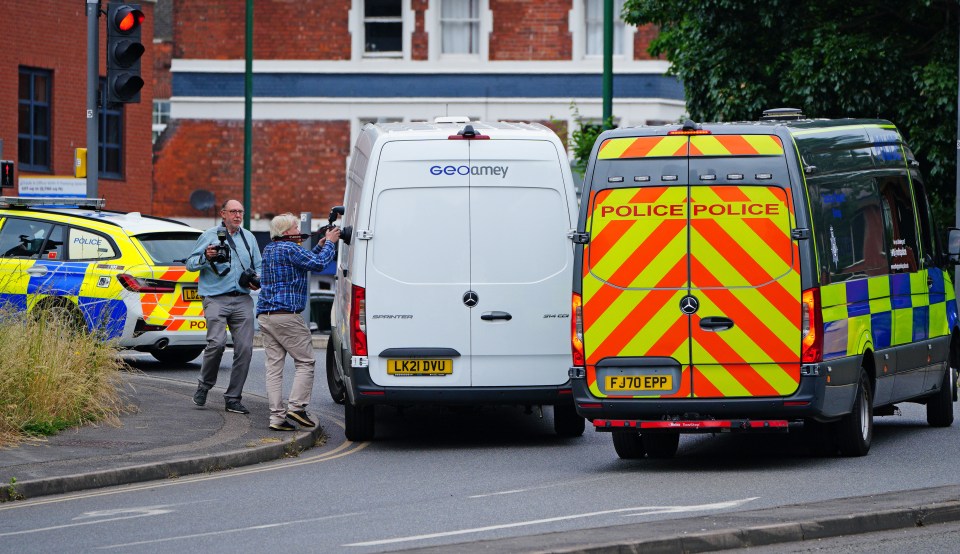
<box><xmin>155</xmin><ymin>338</ymin><xmax>169</xmax><ymax>350</ymax></box>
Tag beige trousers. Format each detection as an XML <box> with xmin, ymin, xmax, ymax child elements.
<box><xmin>257</xmin><ymin>313</ymin><xmax>315</xmax><ymax>425</ymax></box>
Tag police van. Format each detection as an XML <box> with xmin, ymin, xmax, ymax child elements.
<box><xmin>326</xmin><ymin>118</ymin><xmax>584</xmax><ymax>441</ymax></box>
<box><xmin>570</xmin><ymin>110</ymin><xmax>960</xmax><ymax>458</ymax></box>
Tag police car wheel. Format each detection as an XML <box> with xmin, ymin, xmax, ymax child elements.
<box><xmin>326</xmin><ymin>340</ymin><xmax>346</xmax><ymax>405</ymax></box>
<box><xmin>643</xmin><ymin>432</ymin><xmax>680</xmax><ymax>459</ymax></box>
<box><xmin>612</xmin><ymin>431</ymin><xmax>645</xmax><ymax>459</ymax></box>
<box><xmin>926</xmin><ymin>362</ymin><xmax>955</xmax><ymax>428</ymax></box>
<box><xmin>35</xmin><ymin>299</ymin><xmax>85</xmax><ymax>334</ymax></box>
<box><xmin>837</xmin><ymin>368</ymin><xmax>872</xmax><ymax>457</ymax></box>
<box><xmin>553</xmin><ymin>401</ymin><xmax>585</xmax><ymax>437</ymax></box>
<box><xmin>151</xmin><ymin>347</ymin><xmax>204</xmax><ymax>365</ymax></box>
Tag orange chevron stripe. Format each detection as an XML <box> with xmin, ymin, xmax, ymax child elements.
<box><xmin>602</xmin><ymin>219</ymin><xmax>687</xmax><ymax>289</ymax></box>
<box><xmin>591</xmin><ymin>281</ymin><xmax>686</xmax><ymax>361</ymax></box>
<box><xmin>744</xmin><ymin>217</ymin><xmax>793</xmax><ymax>268</ymax></box>
<box><xmin>693</xmin><ymin>283</ymin><xmax>795</xmax><ymax>362</ymax></box>
<box><xmin>691</xmin><ymin>367</ymin><xmax>724</xmax><ymax>397</ymax></box>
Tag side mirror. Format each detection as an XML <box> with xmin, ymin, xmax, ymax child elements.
<box><xmin>947</xmin><ymin>227</ymin><xmax>960</xmax><ymax>264</ymax></box>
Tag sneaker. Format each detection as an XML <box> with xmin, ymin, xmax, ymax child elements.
<box><xmin>225</xmin><ymin>400</ymin><xmax>250</xmax><ymax>414</ymax></box>
<box><xmin>193</xmin><ymin>385</ymin><xmax>208</xmax><ymax>407</ymax></box>
<box><xmin>269</xmin><ymin>421</ymin><xmax>296</xmax><ymax>432</ymax></box>
<box><xmin>286</xmin><ymin>410</ymin><xmax>315</xmax><ymax>428</ymax></box>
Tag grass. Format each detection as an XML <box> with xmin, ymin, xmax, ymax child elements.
<box><xmin>0</xmin><ymin>306</ymin><xmax>130</xmax><ymax>448</ymax></box>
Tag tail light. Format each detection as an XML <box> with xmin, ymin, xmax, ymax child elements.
<box><xmin>350</xmin><ymin>285</ymin><xmax>367</xmax><ymax>356</ymax></box>
<box><xmin>117</xmin><ymin>273</ymin><xmax>177</xmax><ymax>293</ymax></box>
<box><xmin>572</xmin><ymin>293</ymin><xmax>585</xmax><ymax>367</ymax></box>
<box><xmin>801</xmin><ymin>287</ymin><xmax>822</xmax><ymax>363</ymax></box>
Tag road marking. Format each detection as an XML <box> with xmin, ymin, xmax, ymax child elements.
<box><xmin>0</xmin><ymin>504</ymin><xmax>180</xmax><ymax>537</ymax></box>
<box><xmin>468</xmin><ymin>475</ymin><xmax>621</xmax><ymax>499</ymax></box>
<box><xmin>96</xmin><ymin>512</ymin><xmax>360</xmax><ymax>550</ymax></box>
<box><xmin>343</xmin><ymin>498</ymin><xmax>758</xmax><ymax>547</ymax></box>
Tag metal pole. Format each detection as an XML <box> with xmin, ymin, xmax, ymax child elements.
<box><xmin>300</xmin><ymin>212</ymin><xmax>313</xmax><ymax>330</ymax></box>
<box><xmin>602</xmin><ymin>0</ymin><xmax>613</xmax><ymax>129</ymax></box>
<box><xmin>86</xmin><ymin>0</ymin><xmax>100</xmax><ymax>197</ymax></box>
<box><xmin>243</xmin><ymin>0</ymin><xmax>253</xmax><ymax>228</ymax></box>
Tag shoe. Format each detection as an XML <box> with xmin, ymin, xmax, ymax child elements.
<box><xmin>270</xmin><ymin>421</ymin><xmax>296</xmax><ymax>432</ymax></box>
<box><xmin>193</xmin><ymin>386</ymin><xmax>208</xmax><ymax>407</ymax></box>
<box><xmin>286</xmin><ymin>410</ymin><xmax>315</xmax><ymax>428</ymax></box>
<box><xmin>225</xmin><ymin>400</ymin><xmax>250</xmax><ymax>414</ymax></box>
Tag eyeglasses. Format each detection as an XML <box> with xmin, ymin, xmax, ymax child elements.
<box><xmin>223</xmin><ymin>209</ymin><xmax>244</xmax><ymax>215</ymax></box>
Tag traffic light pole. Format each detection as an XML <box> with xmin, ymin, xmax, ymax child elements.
<box><xmin>86</xmin><ymin>0</ymin><xmax>100</xmax><ymax>197</ymax></box>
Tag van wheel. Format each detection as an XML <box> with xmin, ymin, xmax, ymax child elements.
<box><xmin>344</xmin><ymin>402</ymin><xmax>375</xmax><ymax>441</ymax></box>
<box><xmin>926</xmin><ymin>363</ymin><xmax>956</xmax><ymax>427</ymax></box>
<box><xmin>612</xmin><ymin>431</ymin><xmax>645</xmax><ymax>459</ymax></box>
<box><xmin>836</xmin><ymin>368</ymin><xmax>872</xmax><ymax>457</ymax></box>
<box><xmin>326</xmin><ymin>340</ymin><xmax>346</xmax><ymax>405</ymax></box>
<box><xmin>151</xmin><ymin>347</ymin><xmax>203</xmax><ymax>365</ymax></box>
<box><xmin>643</xmin><ymin>432</ymin><xmax>680</xmax><ymax>459</ymax></box>
<box><xmin>803</xmin><ymin>419</ymin><xmax>838</xmax><ymax>457</ymax></box>
<box><xmin>553</xmin><ymin>401</ymin><xmax>585</xmax><ymax>437</ymax></box>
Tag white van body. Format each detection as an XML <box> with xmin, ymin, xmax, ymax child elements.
<box><xmin>327</xmin><ymin>120</ymin><xmax>584</xmax><ymax>440</ymax></box>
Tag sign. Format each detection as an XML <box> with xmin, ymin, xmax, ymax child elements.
<box><xmin>19</xmin><ymin>177</ymin><xmax>86</xmax><ymax>198</ymax></box>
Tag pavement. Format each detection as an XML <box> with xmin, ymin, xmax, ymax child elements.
<box><xmin>1</xmin><ymin>350</ymin><xmax>960</xmax><ymax>552</ymax></box>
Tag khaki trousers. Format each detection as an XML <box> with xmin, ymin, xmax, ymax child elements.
<box><xmin>257</xmin><ymin>312</ymin><xmax>315</xmax><ymax>425</ymax></box>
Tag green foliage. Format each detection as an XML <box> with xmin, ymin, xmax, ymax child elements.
<box><xmin>569</xmin><ymin>102</ymin><xmax>615</xmax><ymax>177</ymax></box>
<box><xmin>624</xmin><ymin>0</ymin><xmax>959</xmax><ymax>227</ymax></box>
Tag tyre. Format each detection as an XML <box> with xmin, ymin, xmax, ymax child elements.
<box><xmin>643</xmin><ymin>432</ymin><xmax>680</xmax><ymax>459</ymax></box>
<box><xmin>151</xmin><ymin>347</ymin><xmax>204</xmax><ymax>365</ymax></box>
<box><xmin>344</xmin><ymin>402</ymin><xmax>375</xmax><ymax>441</ymax></box>
<box><xmin>553</xmin><ymin>401</ymin><xmax>585</xmax><ymax>437</ymax></box>
<box><xmin>836</xmin><ymin>368</ymin><xmax>872</xmax><ymax>457</ymax></box>
<box><xmin>612</xmin><ymin>431</ymin><xmax>645</xmax><ymax>459</ymax></box>
<box><xmin>926</xmin><ymin>363</ymin><xmax>956</xmax><ymax>427</ymax></box>
<box><xmin>35</xmin><ymin>299</ymin><xmax>86</xmax><ymax>334</ymax></box>
<box><xmin>326</xmin><ymin>339</ymin><xmax>346</xmax><ymax>405</ymax></box>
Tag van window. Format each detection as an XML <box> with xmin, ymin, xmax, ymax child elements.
<box><xmin>808</xmin><ymin>177</ymin><xmax>888</xmax><ymax>283</ymax></box>
<box><xmin>878</xmin><ymin>176</ymin><xmax>919</xmax><ymax>273</ymax></box>
<box><xmin>911</xmin><ymin>177</ymin><xmax>937</xmax><ymax>268</ymax></box>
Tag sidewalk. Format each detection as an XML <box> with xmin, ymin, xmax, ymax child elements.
<box><xmin>0</xmin><ymin>372</ymin><xmax>325</xmax><ymax>501</ymax></box>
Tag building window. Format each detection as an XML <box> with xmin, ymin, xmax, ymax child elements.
<box><xmin>153</xmin><ymin>99</ymin><xmax>170</xmax><ymax>144</ymax></box>
<box><xmin>364</xmin><ymin>0</ymin><xmax>403</xmax><ymax>56</ymax></box>
<box><xmin>18</xmin><ymin>67</ymin><xmax>52</xmax><ymax>172</ymax></box>
<box><xmin>99</xmin><ymin>78</ymin><xmax>123</xmax><ymax>179</ymax></box>
<box><xmin>585</xmin><ymin>0</ymin><xmax>625</xmax><ymax>56</ymax></box>
<box><xmin>441</xmin><ymin>0</ymin><xmax>480</xmax><ymax>55</ymax></box>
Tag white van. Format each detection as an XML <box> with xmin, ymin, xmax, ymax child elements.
<box><xmin>326</xmin><ymin>119</ymin><xmax>584</xmax><ymax>441</ymax></box>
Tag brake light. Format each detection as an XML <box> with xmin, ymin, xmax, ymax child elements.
<box><xmin>350</xmin><ymin>285</ymin><xmax>367</xmax><ymax>356</ymax></box>
<box><xmin>667</xmin><ymin>129</ymin><xmax>711</xmax><ymax>135</ymax></box>
<box><xmin>801</xmin><ymin>288</ymin><xmax>822</xmax><ymax>363</ymax></box>
<box><xmin>117</xmin><ymin>273</ymin><xmax>177</xmax><ymax>293</ymax></box>
<box><xmin>572</xmin><ymin>293</ymin><xmax>585</xmax><ymax>367</ymax></box>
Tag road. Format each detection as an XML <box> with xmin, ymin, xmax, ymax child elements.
<box><xmin>1</xmin><ymin>345</ymin><xmax>958</xmax><ymax>553</ymax></box>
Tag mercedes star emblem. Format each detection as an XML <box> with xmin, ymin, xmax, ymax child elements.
<box><xmin>679</xmin><ymin>295</ymin><xmax>699</xmax><ymax>315</ymax></box>
<box><xmin>463</xmin><ymin>291</ymin><xmax>479</xmax><ymax>308</ymax></box>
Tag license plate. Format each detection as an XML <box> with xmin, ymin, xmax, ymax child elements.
<box><xmin>605</xmin><ymin>375</ymin><xmax>673</xmax><ymax>391</ymax></box>
<box><xmin>182</xmin><ymin>287</ymin><xmax>201</xmax><ymax>302</ymax></box>
<box><xmin>387</xmin><ymin>359</ymin><xmax>452</xmax><ymax>375</ymax></box>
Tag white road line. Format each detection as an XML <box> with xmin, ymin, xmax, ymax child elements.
<box><xmin>468</xmin><ymin>475</ymin><xmax>620</xmax><ymax>499</ymax></box>
<box><xmin>343</xmin><ymin>498</ymin><xmax>758</xmax><ymax>548</ymax></box>
<box><xmin>97</xmin><ymin>512</ymin><xmax>361</xmax><ymax>550</ymax></box>
<box><xmin>469</xmin><ymin>489</ymin><xmax>525</xmax><ymax>498</ymax></box>
<box><xmin>0</xmin><ymin>503</ymin><xmax>186</xmax><ymax>537</ymax></box>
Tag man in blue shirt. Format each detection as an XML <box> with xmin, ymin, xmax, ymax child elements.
<box><xmin>186</xmin><ymin>199</ymin><xmax>262</xmax><ymax>415</ymax></box>
<box><xmin>256</xmin><ymin>213</ymin><xmax>339</xmax><ymax>431</ymax></box>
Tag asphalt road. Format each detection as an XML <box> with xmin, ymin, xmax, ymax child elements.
<box><xmin>1</xmin><ymin>346</ymin><xmax>958</xmax><ymax>553</ymax></box>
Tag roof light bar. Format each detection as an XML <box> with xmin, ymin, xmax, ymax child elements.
<box><xmin>0</xmin><ymin>197</ymin><xmax>106</xmax><ymax>209</ymax></box>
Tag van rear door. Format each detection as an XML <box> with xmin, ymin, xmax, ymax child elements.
<box><xmin>468</xmin><ymin>139</ymin><xmax>575</xmax><ymax>386</ymax></box>
<box><xmin>364</xmin><ymin>140</ymin><xmax>472</xmax><ymax>388</ymax></box>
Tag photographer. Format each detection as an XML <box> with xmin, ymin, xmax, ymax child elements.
<box><xmin>186</xmin><ymin>199</ymin><xmax>262</xmax><ymax>415</ymax></box>
<box><xmin>256</xmin><ymin>213</ymin><xmax>339</xmax><ymax>431</ymax></box>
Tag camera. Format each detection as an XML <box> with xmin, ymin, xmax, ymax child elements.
<box><xmin>212</xmin><ymin>227</ymin><xmax>231</xmax><ymax>264</ymax></box>
<box><xmin>323</xmin><ymin>206</ymin><xmax>352</xmax><ymax>245</ymax></box>
<box><xmin>239</xmin><ymin>267</ymin><xmax>260</xmax><ymax>289</ymax></box>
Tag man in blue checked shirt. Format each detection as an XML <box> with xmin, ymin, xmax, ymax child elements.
<box><xmin>256</xmin><ymin>213</ymin><xmax>340</xmax><ymax>431</ymax></box>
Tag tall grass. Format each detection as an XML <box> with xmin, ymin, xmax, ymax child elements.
<box><xmin>0</xmin><ymin>307</ymin><xmax>130</xmax><ymax>447</ymax></box>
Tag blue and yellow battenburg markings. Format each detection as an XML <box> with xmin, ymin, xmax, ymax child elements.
<box><xmin>821</xmin><ymin>269</ymin><xmax>958</xmax><ymax>359</ymax></box>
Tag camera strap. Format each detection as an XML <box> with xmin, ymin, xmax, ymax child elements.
<box><xmin>224</xmin><ymin>229</ymin><xmax>255</xmax><ymax>273</ymax></box>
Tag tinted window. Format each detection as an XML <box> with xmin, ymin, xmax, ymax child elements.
<box><xmin>136</xmin><ymin>232</ymin><xmax>202</xmax><ymax>265</ymax></box>
<box><xmin>0</xmin><ymin>218</ymin><xmax>54</xmax><ymax>259</ymax></box>
<box><xmin>912</xmin><ymin>176</ymin><xmax>937</xmax><ymax>268</ymax></box>
<box><xmin>878</xmin><ymin>176</ymin><xmax>919</xmax><ymax>273</ymax></box>
<box><xmin>68</xmin><ymin>227</ymin><xmax>116</xmax><ymax>260</ymax></box>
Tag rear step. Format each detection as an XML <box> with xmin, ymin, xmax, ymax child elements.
<box><xmin>593</xmin><ymin>419</ymin><xmax>790</xmax><ymax>433</ymax></box>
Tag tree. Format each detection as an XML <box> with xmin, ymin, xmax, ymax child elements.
<box><xmin>624</xmin><ymin>0</ymin><xmax>959</xmax><ymax>227</ymax></box>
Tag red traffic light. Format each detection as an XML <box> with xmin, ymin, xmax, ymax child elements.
<box><xmin>113</xmin><ymin>6</ymin><xmax>144</xmax><ymax>33</ymax></box>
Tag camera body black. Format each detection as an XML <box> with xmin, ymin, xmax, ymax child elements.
<box><xmin>212</xmin><ymin>227</ymin><xmax>231</xmax><ymax>264</ymax></box>
<box><xmin>239</xmin><ymin>267</ymin><xmax>260</xmax><ymax>289</ymax></box>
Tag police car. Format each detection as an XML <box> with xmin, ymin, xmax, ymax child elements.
<box><xmin>0</xmin><ymin>196</ymin><xmax>208</xmax><ymax>364</ymax></box>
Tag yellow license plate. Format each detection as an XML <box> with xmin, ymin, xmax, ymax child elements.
<box><xmin>182</xmin><ymin>287</ymin><xmax>201</xmax><ymax>302</ymax></box>
<box><xmin>387</xmin><ymin>359</ymin><xmax>452</xmax><ymax>375</ymax></box>
<box><xmin>606</xmin><ymin>375</ymin><xmax>673</xmax><ymax>391</ymax></box>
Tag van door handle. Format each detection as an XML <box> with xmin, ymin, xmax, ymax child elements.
<box><xmin>480</xmin><ymin>311</ymin><xmax>512</xmax><ymax>321</ymax></box>
<box><xmin>26</xmin><ymin>265</ymin><xmax>48</xmax><ymax>276</ymax></box>
<box><xmin>699</xmin><ymin>316</ymin><xmax>734</xmax><ymax>332</ymax></box>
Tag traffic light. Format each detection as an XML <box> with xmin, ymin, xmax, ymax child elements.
<box><xmin>106</xmin><ymin>2</ymin><xmax>145</xmax><ymax>104</ymax></box>
<box><xmin>0</xmin><ymin>161</ymin><xmax>13</xmax><ymax>188</ymax></box>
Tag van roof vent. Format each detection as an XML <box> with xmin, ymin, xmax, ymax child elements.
<box><xmin>762</xmin><ymin>108</ymin><xmax>804</xmax><ymax>120</ymax></box>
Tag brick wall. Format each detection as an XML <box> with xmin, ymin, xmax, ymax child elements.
<box><xmin>489</xmin><ymin>0</ymin><xmax>572</xmax><ymax>60</ymax></box>
<box><xmin>153</xmin><ymin>40</ymin><xmax>173</xmax><ymax>99</ymax></box>
<box><xmin>0</xmin><ymin>0</ymin><xmax>154</xmax><ymax>212</ymax></box>
<box><xmin>411</xmin><ymin>0</ymin><xmax>429</xmax><ymax>60</ymax></box>
<box><xmin>633</xmin><ymin>23</ymin><xmax>663</xmax><ymax>60</ymax></box>
<box><xmin>173</xmin><ymin>0</ymin><xmax>351</xmax><ymax>60</ymax></box>
<box><xmin>153</xmin><ymin>120</ymin><xmax>351</xmax><ymax>218</ymax></box>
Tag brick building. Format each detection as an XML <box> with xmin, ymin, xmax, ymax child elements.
<box><xmin>156</xmin><ymin>0</ymin><xmax>685</xmax><ymax>226</ymax></box>
<box><xmin>0</xmin><ymin>1</ymin><xmax>155</xmax><ymax>211</ymax></box>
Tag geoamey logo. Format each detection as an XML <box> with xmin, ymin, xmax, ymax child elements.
<box><xmin>429</xmin><ymin>165</ymin><xmax>509</xmax><ymax>178</ymax></box>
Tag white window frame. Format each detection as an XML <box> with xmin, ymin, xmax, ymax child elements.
<box><xmin>152</xmin><ymin>99</ymin><xmax>170</xmax><ymax>144</ymax></box>
<box><xmin>569</xmin><ymin>0</ymin><xmax>634</xmax><ymax>61</ymax></box>
<box><xmin>351</xmin><ymin>0</ymin><xmax>414</xmax><ymax>60</ymax></box>
<box><xmin>426</xmin><ymin>0</ymin><xmax>491</xmax><ymax>61</ymax></box>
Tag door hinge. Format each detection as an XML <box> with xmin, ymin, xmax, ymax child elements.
<box><xmin>568</xmin><ymin>230</ymin><xmax>590</xmax><ymax>244</ymax></box>
<box><xmin>791</xmin><ymin>228</ymin><xmax>811</xmax><ymax>240</ymax></box>
<box><xmin>355</xmin><ymin>229</ymin><xmax>373</xmax><ymax>240</ymax></box>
